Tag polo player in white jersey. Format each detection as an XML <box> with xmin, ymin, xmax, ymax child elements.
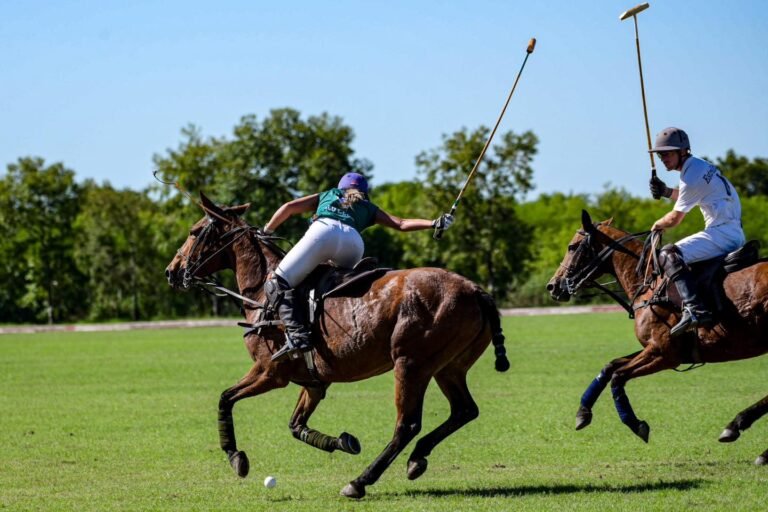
<box><xmin>648</xmin><ymin>127</ymin><xmax>745</xmax><ymax>337</ymax></box>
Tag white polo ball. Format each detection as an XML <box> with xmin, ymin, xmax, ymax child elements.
<box><xmin>264</xmin><ymin>476</ymin><xmax>277</xmax><ymax>489</ymax></box>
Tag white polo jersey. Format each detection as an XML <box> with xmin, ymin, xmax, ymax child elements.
<box><xmin>673</xmin><ymin>156</ymin><xmax>745</xmax><ymax>263</ymax></box>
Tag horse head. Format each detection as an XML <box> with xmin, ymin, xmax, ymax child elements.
<box><xmin>547</xmin><ymin>210</ymin><xmax>616</xmax><ymax>301</ymax></box>
<box><xmin>165</xmin><ymin>191</ymin><xmax>251</xmax><ymax>290</ymax></box>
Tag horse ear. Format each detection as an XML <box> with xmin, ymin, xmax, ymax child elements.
<box><xmin>603</xmin><ymin>217</ymin><xmax>614</xmax><ymax>226</ymax></box>
<box><xmin>226</xmin><ymin>203</ymin><xmax>251</xmax><ymax>217</ymax></box>
<box><xmin>581</xmin><ymin>210</ymin><xmax>596</xmax><ymax>233</ymax></box>
<box><xmin>199</xmin><ymin>191</ymin><xmax>225</xmax><ymax>218</ymax></box>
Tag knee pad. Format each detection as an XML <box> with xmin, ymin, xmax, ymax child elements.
<box><xmin>264</xmin><ymin>275</ymin><xmax>291</xmax><ymax>304</ymax></box>
<box><xmin>658</xmin><ymin>244</ymin><xmax>688</xmax><ymax>279</ymax></box>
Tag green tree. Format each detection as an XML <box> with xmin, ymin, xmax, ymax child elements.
<box><xmin>153</xmin><ymin>108</ymin><xmax>372</xmax><ymax>243</ymax></box>
<box><xmin>0</xmin><ymin>158</ymin><xmax>84</xmax><ymax>323</ymax></box>
<box><xmin>514</xmin><ymin>192</ymin><xmax>591</xmax><ymax>306</ymax></box>
<box><xmin>73</xmin><ymin>182</ymin><xmax>189</xmax><ymax>320</ymax></box>
<box><xmin>713</xmin><ymin>150</ymin><xmax>768</xmax><ymax>197</ymax></box>
<box><xmin>415</xmin><ymin>128</ymin><xmax>538</xmax><ymax>300</ymax></box>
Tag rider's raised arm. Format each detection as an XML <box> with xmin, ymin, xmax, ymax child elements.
<box><xmin>375</xmin><ymin>209</ymin><xmax>455</xmax><ymax>232</ymax></box>
<box><xmin>264</xmin><ymin>194</ymin><xmax>320</xmax><ymax>233</ymax></box>
<box><xmin>374</xmin><ymin>209</ymin><xmax>436</xmax><ymax>232</ymax></box>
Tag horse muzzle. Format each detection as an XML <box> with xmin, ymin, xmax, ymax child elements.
<box><xmin>546</xmin><ymin>277</ymin><xmax>571</xmax><ymax>302</ymax></box>
<box><xmin>165</xmin><ymin>267</ymin><xmax>190</xmax><ymax>290</ymax></box>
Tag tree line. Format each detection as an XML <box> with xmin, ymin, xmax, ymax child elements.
<box><xmin>2</xmin><ymin>108</ymin><xmax>766</xmax><ymax>324</ymax></box>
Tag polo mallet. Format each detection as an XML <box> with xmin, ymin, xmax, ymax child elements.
<box><xmin>433</xmin><ymin>37</ymin><xmax>537</xmax><ymax>240</ymax></box>
<box><xmin>619</xmin><ymin>3</ymin><xmax>659</xmax><ymax>199</ymax></box>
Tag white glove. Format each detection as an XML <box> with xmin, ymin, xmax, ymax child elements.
<box><xmin>432</xmin><ymin>213</ymin><xmax>454</xmax><ymax>230</ymax></box>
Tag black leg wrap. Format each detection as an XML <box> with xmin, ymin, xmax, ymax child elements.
<box><xmin>295</xmin><ymin>426</ymin><xmax>338</xmax><ymax>452</ymax></box>
<box><xmin>218</xmin><ymin>407</ymin><xmax>236</xmax><ymax>452</ymax></box>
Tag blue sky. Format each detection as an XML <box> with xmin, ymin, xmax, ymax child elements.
<box><xmin>2</xmin><ymin>1</ymin><xmax>766</xmax><ymax>199</ymax></box>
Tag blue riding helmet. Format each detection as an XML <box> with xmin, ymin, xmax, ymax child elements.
<box><xmin>338</xmin><ymin>172</ymin><xmax>369</xmax><ymax>193</ymax></box>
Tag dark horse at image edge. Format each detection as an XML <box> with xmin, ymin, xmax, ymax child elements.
<box><xmin>548</xmin><ymin>210</ymin><xmax>768</xmax><ymax>464</ymax></box>
<box><xmin>165</xmin><ymin>193</ymin><xmax>509</xmax><ymax>499</ymax></box>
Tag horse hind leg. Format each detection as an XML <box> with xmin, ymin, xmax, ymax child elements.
<box><xmin>406</xmin><ymin>366</ymin><xmax>478</xmax><ymax>481</ymax></box>
<box><xmin>219</xmin><ymin>365</ymin><xmax>288</xmax><ymax>478</ymax></box>
<box><xmin>341</xmin><ymin>358</ymin><xmax>431</xmax><ymax>499</ymax></box>
<box><xmin>289</xmin><ymin>385</ymin><xmax>361</xmax><ymax>455</ymax></box>
<box><xmin>718</xmin><ymin>394</ymin><xmax>768</xmax><ymax>465</ymax></box>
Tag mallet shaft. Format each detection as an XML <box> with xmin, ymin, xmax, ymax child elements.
<box><xmin>434</xmin><ymin>37</ymin><xmax>537</xmax><ymax>240</ymax></box>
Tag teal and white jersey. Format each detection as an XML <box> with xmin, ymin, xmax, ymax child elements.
<box><xmin>315</xmin><ymin>188</ymin><xmax>379</xmax><ymax>232</ymax></box>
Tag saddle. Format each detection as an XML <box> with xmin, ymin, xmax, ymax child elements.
<box><xmin>664</xmin><ymin>240</ymin><xmax>761</xmax><ymax>312</ymax></box>
<box><xmin>299</xmin><ymin>257</ymin><xmax>392</xmax><ymax>325</ymax></box>
<box><xmin>241</xmin><ymin>258</ymin><xmax>391</xmax><ymax>338</ymax></box>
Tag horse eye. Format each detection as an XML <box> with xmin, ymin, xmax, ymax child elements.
<box><xmin>568</xmin><ymin>243</ymin><xmax>579</xmax><ymax>251</ymax></box>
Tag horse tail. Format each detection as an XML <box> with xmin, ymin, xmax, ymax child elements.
<box><xmin>476</xmin><ymin>289</ymin><xmax>510</xmax><ymax>372</ymax></box>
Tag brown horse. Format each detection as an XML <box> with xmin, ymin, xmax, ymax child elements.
<box><xmin>164</xmin><ymin>193</ymin><xmax>509</xmax><ymax>498</ymax></box>
<box><xmin>547</xmin><ymin>210</ymin><xmax>768</xmax><ymax>464</ymax></box>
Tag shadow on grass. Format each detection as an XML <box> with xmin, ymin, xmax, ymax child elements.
<box><xmin>381</xmin><ymin>479</ymin><xmax>705</xmax><ymax>499</ymax></box>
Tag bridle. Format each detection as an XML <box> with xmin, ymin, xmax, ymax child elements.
<box><xmin>179</xmin><ymin>218</ymin><xmax>251</xmax><ymax>289</ymax></box>
<box><xmin>177</xmin><ymin>213</ymin><xmax>289</xmax><ymax>309</ymax></box>
<box><xmin>562</xmin><ymin>226</ymin><xmax>653</xmax><ymax>317</ymax></box>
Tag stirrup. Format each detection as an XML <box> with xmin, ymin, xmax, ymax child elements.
<box><xmin>670</xmin><ymin>307</ymin><xmax>713</xmax><ymax>338</ymax></box>
<box><xmin>271</xmin><ymin>338</ymin><xmax>312</xmax><ymax>362</ymax></box>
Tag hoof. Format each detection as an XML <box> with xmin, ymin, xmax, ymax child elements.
<box><xmin>228</xmin><ymin>450</ymin><xmax>250</xmax><ymax>478</ymax></box>
<box><xmin>407</xmin><ymin>458</ymin><xmax>428</xmax><ymax>480</ymax></box>
<box><xmin>634</xmin><ymin>420</ymin><xmax>650</xmax><ymax>443</ymax></box>
<box><xmin>340</xmin><ymin>481</ymin><xmax>365</xmax><ymax>499</ymax></box>
<box><xmin>755</xmin><ymin>454</ymin><xmax>768</xmax><ymax>466</ymax></box>
<box><xmin>719</xmin><ymin>427</ymin><xmax>740</xmax><ymax>443</ymax></box>
<box><xmin>575</xmin><ymin>405</ymin><xmax>593</xmax><ymax>430</ymax></box>
<box><xmin>338</xmin><ymin>432</ymin><xmax>361</xmax><ymax>455</ymax></box>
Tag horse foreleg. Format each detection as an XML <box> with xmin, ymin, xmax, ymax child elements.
<box><xmin>288</xmin><ymin>385</ymin><xmax>362</xmax><ymax>455</ymax></box>
<box><xmin>610</xmin><ymin>347</ymin><xmax>676</xmax><ymax>443</ymax></box>
<box><xmin>405</xmin><ymin>367</ymin><xmax>478</xmax><ymax>481</ymax></box>
<box><xmin>341</xmin><ymin>358</ymin><xmax>430</xmax><ymax>499</ymax></box>
<box><xmin>576</xmin><ymin>351</ymin><xmax>642</xmax><ymax>430</ymax></box>
<box><xmin>719</xmin><ymin>394</ymin><xmax>768</xmax><ymax>465</ymax></box>
<box><xmin>219</xmin><ymin>365</ymin><xmax>288</xmax><ymax>478</ymax></box>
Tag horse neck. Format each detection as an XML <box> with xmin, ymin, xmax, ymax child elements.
<box><xmin>604</xmin><ymin>233</ymin><xmax>646</xmax><ymax>298</ymax></box>
<box><xmin>230</xmin><ymin>234</ymin><xmax>282</xmax><ymax>302</ymax></box>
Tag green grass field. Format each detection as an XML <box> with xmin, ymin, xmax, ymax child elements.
<box><xmin>2</xmin><ymin>313</ymin><xmax>768</xmax><ymax>511</ymax></box>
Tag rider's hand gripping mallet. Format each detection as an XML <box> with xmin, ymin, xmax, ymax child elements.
<box><xmin>433</xmin><ymin>37</ymin><xmax>537</xmax><ymax>240</ymax></box>
<box><xmin>619</xmin><ymin>3</ymin><xmax>659</xmax><ymax>199</ymax></box>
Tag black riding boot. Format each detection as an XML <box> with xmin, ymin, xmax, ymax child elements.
<box><xmin>670</xmin><ymin>270</ymin><xmax>714</xmax><ymax>337</ymax></box>
<box><xmin>265</xmin><ymin>277</ymin><xmax>312</xmax><ymax>362</ymax></box>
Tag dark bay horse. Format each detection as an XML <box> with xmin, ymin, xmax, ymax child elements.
<box><xmin>165</xmin><ymin>193</ymin><xmax>509</xmax><ymax>498</ymax></box>
<box><xmin>547</xmin><ymin>210</ymin><xmax>768</xmax><ymax>464</ymax></box>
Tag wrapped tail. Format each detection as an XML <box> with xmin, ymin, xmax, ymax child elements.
<box><xmin>476</xmin><ymin>290</ymin><xmax>510</xmax><ymax>372</ymax></box>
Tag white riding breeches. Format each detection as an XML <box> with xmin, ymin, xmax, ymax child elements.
<box><xmin>274</xmin><ymin>218</ymin><xmax>364</xmax><ymax>288</ymax></box>
<box><xmin>676</xmin><ymin>223</ymin><xmax>746</xmax><ymax>264</ymax></box>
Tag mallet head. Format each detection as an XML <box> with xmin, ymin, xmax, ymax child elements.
<box><xmin>619</xmin><ymin>2</ymin><xmax>650</xmax><ymax>21</ymax></box>
<box><xmin>527</xmin><ymin>38</ymin><xmax>536</xmax><ymax>54</ymax></box>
